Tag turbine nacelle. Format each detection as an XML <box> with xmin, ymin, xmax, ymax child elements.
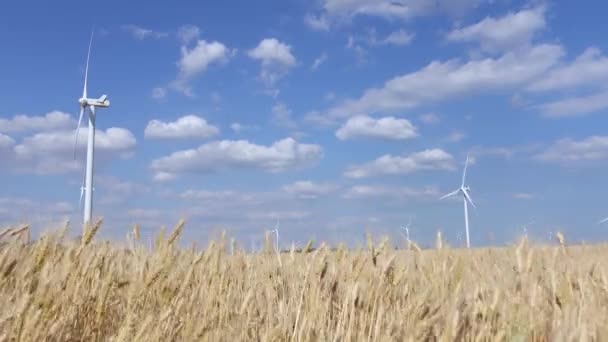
<box><xmin>79</xmin><ymin>96</ymin><xmax>110</xmax><ymax>108</ymax></box>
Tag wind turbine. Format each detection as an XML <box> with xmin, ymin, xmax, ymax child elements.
<box><xmin>440</xmin><ymin>154</ymin><xmax>476</xmax><ymax>248</ymax></box>
<box><xmin>73</xmin><ymin>31</ymin><xmax>110</xmax><ymax>226</ymax></box>
<box><xmin>271</xmin><ymin>217</ymin><xmax>280</xmax><ymax>252</ymax></box>
<box><xmin>399</xmin><ymin>216</ymin><xmax>412</xmax><ymax>247</ymax></box>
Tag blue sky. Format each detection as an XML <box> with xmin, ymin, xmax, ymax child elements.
<box><xmin>2</xmin><ymin>0</ymin><xmax>608</xmax><ymax>248</ymax></box>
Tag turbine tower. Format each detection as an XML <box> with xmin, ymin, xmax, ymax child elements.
<box><xmin>73</xmin><ymin>31</ymin><xmax>110</xmax><ymax>225</ymax></box>
<box><xmin>440</xmin><ymin>154</ymin><xmax>476</xmax><ymax>248</ymax></box>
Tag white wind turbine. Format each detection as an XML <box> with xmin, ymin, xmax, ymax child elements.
<box><xmin>440</xmin><ymin>154</ymin><xmax>476</xmax><ymax>248</ymax></box>
<box><xmin>271</xmin><ymin>217</ymin><xmax>280</xmax><ymax>252</ymax></box>
<box><xmin>73</xmin><ymin>31</ymin><xmax>110</xmax><ymax>225</ymax></box>
<box><xmin>400</xmin><ymin>216</ymin><xmax>412</xmax><ymax>246</ymax></box>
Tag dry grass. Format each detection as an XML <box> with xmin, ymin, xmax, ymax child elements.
<box><xmin>1</xmin><ymin>222</ymin><xmax>607</xmax><ymax>341</ymax></box>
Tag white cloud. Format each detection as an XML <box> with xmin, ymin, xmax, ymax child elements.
<box><xmin>335</xmin><ymin>115</ymin><xmax>417</xmax><ymax>141</ymax></box>
<box><xmin>177</xmin><ymin>25</ymin><xmax>201</xmax><ymax>44</ymax></box>
<box><xmin>230</xmin><ymin>123</ymin><xmax>257</xmax><ymax>134</ymax></box>
<box><xmin>352</xmin><ymin>28</ymin><xmax>414</xmax><ymax>48</ymax></box>
<box><xmin>446</xmin><ymin>6</ymin><xmax>546</xmax><ymax>53</ymax></box>
<box><xmin>344</xmin><ymin>148</ymin><xmax>455</xmax><ymax>178</ymax></box>
<box><xmin>311</xmin><ymin>53</ymin><xmax>328</xmax><ymax>70</ymax></box>
<box><xmin>527</xmin><ymin>47</ymin><xmax>608</xmax><ymax>92</ymax></box>
<box><xmin>248</xmin><ymin>38</ymin><xmax>296</xmax><ymax>67</ymax></box>
<box><xmin>535</xmin><ymin>136</ymin><xmax>608</xmax><ymax>164</ymax></box>
<box><xmin>0</xmin><ymin>197</ymin><xmax>73</xmax><ymax>227</ymax></box>
<box><xmin>309</xmin><ymin>0</ymin><xmax>486</xmax><ymax>24</ymax></box>
<box><xmin>177</xmin><ymin>40</ymin><xmax>230</xmax><ymax>80</ymax></box>
<box><xmin>419</xmin><ymin>113</ymin><xmax>440</xmax><ymax>124</ymax></box>
<box><xmin>0</xmin><ymin>111</ymin><xmax>74</xmax><ymax>133</ymax></box>
<box><xmin>0</xmin><ymin>133</ymin><xmax>15</xmax><ymax>148</ymax></box>
<box><xmin>8</xmin><ymin>127</ymin><xmax>136</xmax><ymax>174</ymax></box>
<box><xmin>327</xmin><ymin>44</ymin><xmax>564</xmax><ymax>119</ymax></box>
<box><xmin>382</xmin><ymin>29</ymin><xmax>415</xmax><ymax>46</ymax></box>
<box><xmin>153</xmin><ymin>172</ymin><xmax>177</xmax><ymax>182</ymax></box>
<box><xmin>282</xmin><ymin>181</ymin><xmax>338</xmax><ymax>199</ymax></box>
<box><xmin>304</xmin><ymin>14</ymin><xmax>330</xmax><ymax>31</ymax></box>
<box><xmin>248</xmin><ymin>38</ymin><xmax>297</xmax><ymax>86</ymax></box>
<box><xmin>144</xmin><ymin>115</ymin><xmax>219</xmax><ymax>139</ymax></box>
<box><xmin>272</xmin><ymin>103</ymin><xmax>298</xmax><ymax>129</ymax></box>
<box><xmin>537</xmin><ymin>90</ymin><xmax>608</xmax><ymax>118</ymax></box>
<box><xmin>343</xmin><ymin>185</ymin><xmax>440</xmax><ymax>200</ymax></box>
<box><xmin>122</xmin><ymin>25</ymin><xmax>168</xmax><ymax>40</ymax></box>
<box><xmin>181</xmin><ymin>189</ymin><xmax>243</xmax><ymax>201</ymax></box>
<box><xmin>346</xmin><ymin>35</ymin><xmax>369</xmax><ymax>65</ymax></box>
<box><xmin>150</xmin><ymin>138</ymin><xmax>323</xmax><ymax>180</ymax></box>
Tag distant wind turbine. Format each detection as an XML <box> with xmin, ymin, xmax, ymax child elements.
<box><xmin>271</xmin><ymin>217</ymin><xmax>280</xmax><ymax>252</ymax></box>
<box><xmin>73</xmin><ymin>31</ymin><xmax>110</xmax><ymax>226</ymax></box>
<box><xmin>400</xmin><ymin>216</ymin><xmax>412</xmax><ymax>247</ymax></box>
<box><xmin>440</xmin><ymin>154</ymin><xmax>476</xmax><ymax>248</ymax></box>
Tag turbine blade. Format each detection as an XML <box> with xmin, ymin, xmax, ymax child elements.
<box><xmin>440</xmin><ymin>189</ymin><xmax>460</xmax><ymax>200</ymax></box>
<box><xmin>79</xmin><ymin>186</ymin><xmax>84</xmax><ymax>210</ymax></box>
<box><xmin>462</xmin><ymin>153</ymin><xmax>470</xmax><ymax>187</ymax></box>
<box><xmin>462</xmin><ymin>189</ymin><xmax>476</xmax><ymax>209</ymax></box>
<box><xmin>83</xmin><ymin>30</ymin><xmax>94</xmax><ymax>99</ymax></box>
<box><xmin>599</xmin><ymin>217</ymin><xmax>608</xmax><ymax>224</ymax></box>
<box><xmin>73</xmin><ymin>107</ymin><xmax>85</xmax><ymax>159</ymax></box>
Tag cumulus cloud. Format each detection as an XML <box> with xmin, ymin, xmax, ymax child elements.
<box><xmin>446</xmin><ymin>6</ymin><xmax>546</xmax><ymax>53</ymax></box>
<box><xmin>248</xmin><ymin>38</ymin><xmax>296</xmax><ymax>86</ymax></box>
<box><xmin>122</xmin><ymin>25</ymin><xmax>169</xmax><ymax>40</ymax></box>
<box><xmin>0</xmin><ymin>111</ymin><xmax>74</xmax><ymax>134</ymax></box>
<box><xmin>177</xmin><ymin>40</ymin><xmax>230</xmax><ymax>80</ymax></box>
<box><xmin>150</xmin><ymin>137</ymin><xmax>322</xmax><ymax>180</ymax></box>
<box><xmin>144</xmin><ymin>115</ymin><xmax>219</xmax><ymax>139</ymax></box>
<box><xmin>344</xmin><ymin>148</ymin><xmax>455</xmax><ymax>178</ymax></box>
<box><xmin>335</xmin><ymin>115</ymin><xmax>417</xmax><ymax>140</ymax></box>
<box><xmin>282</xmin><ymin>181</ymin><xmax>338</xmax><ymax>199</ymax></box>
<box><xmin>0</xmin><ymin>133</ymin><xmax>15</xmax><ymax>148</ymax></box>
<box><xmin>305</xmin><ymin>0</ymin><xmax>486</xmax><ymax>26</ymax></box>
<box><xmin>534</xmin><ymin>136</ymin><xmax>608</xmax><ymax>164</ymax></box>
<box><xmin>177</xmin><ymin>25</ymin><xmax>201</xmax><ymax>44</ymax></box>
<box><xmin>527</xmin><ymin>47</ymin><xmax>608</xmax><ymax>92</ymax></box>
<box><xmin>10</xmin><ymin>127</ymin><xmax>136</xmax><ymax>174</ymax></box>
<box><xmin>325</xmin><ymin>44</ymin><xmax>563</xmax><ymax>119</ymax></box>
<box><xmin>537</xmin><ymin>90</ymin><xmax>608</xmax><ymax>118</ymax></box>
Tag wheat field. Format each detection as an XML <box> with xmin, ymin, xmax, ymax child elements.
<box><xmin>0</xmin><ymin>219</ymin><xmax>607</xmax><ymax>341</ymax></box>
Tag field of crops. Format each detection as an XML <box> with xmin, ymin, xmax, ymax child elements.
<box><xmin>1</xmin><ymin>219</ymin><xmax>607</xmax><ymax>341</ymax></box>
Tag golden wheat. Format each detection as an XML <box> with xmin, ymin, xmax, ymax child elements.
<box><xmin>0</xmin><ymin>222</ymin><xmax>607</xmax><ymax>341</ymax></box>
